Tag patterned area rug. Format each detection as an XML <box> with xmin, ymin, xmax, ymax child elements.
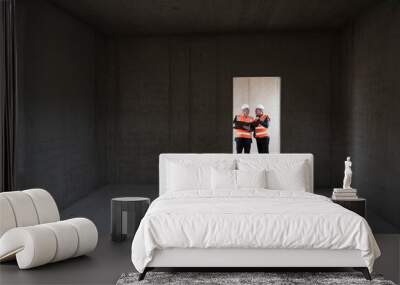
<box><xmin>116</xmin><ymin>272</ymin><xmax>396</xmax><ymax>285</ymax></box>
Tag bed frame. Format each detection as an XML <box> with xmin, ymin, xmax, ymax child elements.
<box><xmin>139</xmin><ymin>154</ymin><xmax>371</xmax><ymax>280</ymax></box>
<box><xmin>141</xmin><ymin>248</ymin><xmax>370</xmax><ymax>280</ymax></box>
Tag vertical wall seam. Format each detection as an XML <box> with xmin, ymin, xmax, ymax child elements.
<box><xmin>114</xmin><ymin>38</ymin><xmax>121</xmax><ymax>183</ymax></box>
<box><xmin>167</xmin><ymin>37</ymin><xmax>172</xmax><ymax>152</ymax></box>
<box><xmin>187</xmin><ymin>38</ymin><xmax>192</xmax><ymax>152</ymax></box>
<box><xmin>328</xmin><ymin>35</ymin><xmax>334</xmax><ymax>188</ymax></box>
<box><xmin>215</xmin><ymin>37</ymin><xmax>219</xmax><ymax>151</ymax></box>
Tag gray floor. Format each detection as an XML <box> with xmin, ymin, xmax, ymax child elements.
<box><xmin>62</xmin><ymin>185</ymin><xmax>159</xmax><ymax>236</ymax></box>
<box><xmin>1</xmin><ymin>185</ymin><xmax>399</xmax><ymax>284</ymax></box>
<box><xmin>0</xmin><ymin>236</ymin><xmax>132</xmax><ymax>285</ymax></box>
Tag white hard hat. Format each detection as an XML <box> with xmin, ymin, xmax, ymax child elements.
<box><xmin>256</xmin><ymin>104</ymin><xmax>264</xmax><ymax>110</ymax></box>
<box><xmin>241</xmin><ymin>104</ymin><xmax>250</xmax><ymax>110</ymax></box>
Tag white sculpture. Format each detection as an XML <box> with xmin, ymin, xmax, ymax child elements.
<box><xmin>343</xmin><ymin>156</ymin><xmax>352</xmax><ymax>189</ymax></box>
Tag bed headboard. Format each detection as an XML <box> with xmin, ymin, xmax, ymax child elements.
<box><xmin>159</xmin><ymin>153</ymin><xmax>314</xmax><ymax>196</ymax></box>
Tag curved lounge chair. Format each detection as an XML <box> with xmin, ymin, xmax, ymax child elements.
<box><xmin>0</xmin><ymin>189</ymin><xmax>98</xmax><ymax>269</ymax></box>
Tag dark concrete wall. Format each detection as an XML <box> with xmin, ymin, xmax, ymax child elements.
<box><xmin>16</xmin><ymin>0</ymin><xmax>100</xmax><ymax>209</ymax></box>
<box><xmin>15</xmin><ymin>0</ymin><xmax>400</xmax><ymax>234</ymax></box>
<box><xmin>332</xmin><ymin>2</ymin><xmax>400</xmax><ymax>231</ymax></box>
<box><xmin>14</xmin><ymin>1</ymin><xmax>337</xmax><ymax>208</ymax></box>
<box><xmin>94</xmin><ymin>36</ymin><xmax>118</xmax><ymax>185</ymax></box>
<box><xmin>99</xmin><ymin>33</ymin><xmax>335</xmax><ymax>188</ymax></box>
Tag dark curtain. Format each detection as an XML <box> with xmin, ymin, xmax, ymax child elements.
<box><xmin>0</xmin><ymin>0</ymin><xmax>17</xmax><ymax>192</ymax></box>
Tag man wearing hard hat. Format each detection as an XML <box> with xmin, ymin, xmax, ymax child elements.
<box><xmin>253</xmin><ymin>104</ymin><xmax>270</xmax><ymax>153</ymax></box>
<box><xmin>233</xmin><ymin>104</ymin><xmax>254</xmax><ymax>153</ymax></box>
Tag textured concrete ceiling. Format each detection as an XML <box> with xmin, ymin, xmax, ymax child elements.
<box><xmin>51</xmin><ymin>0</ymin><xmax>381</xmax><ymax>35</ymax></box>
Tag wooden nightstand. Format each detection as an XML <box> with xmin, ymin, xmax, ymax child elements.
<box><xmin>332</xmin><ymin>198</ymin><xmax>366</xmax><ymax>218</ymax></box>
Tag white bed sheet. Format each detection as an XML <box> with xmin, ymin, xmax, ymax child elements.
<box><xmin>131</xmin><ymin>190</ymin><xmax>380</xmax><ymax>273</ymax></box>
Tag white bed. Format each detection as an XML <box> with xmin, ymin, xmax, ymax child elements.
<box><xmin>131</xmin><ymin>154</ymin><xmax>380</xmax><ymax>280</ymax></box>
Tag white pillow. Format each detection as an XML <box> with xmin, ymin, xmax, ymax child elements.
<box><xmin>211</xmin><ymin>168</ymin><xmax>237</xmax><ymax>190</ymax></box>
<box><xmin>165</xmin><ymin>158</ymin><xmax>235</xmax><ymax>192</ymax></box>
<box><xmin>237</xmin><ymin>158</ymin><xmax>309</xmax><ymax>192</ymax></box>
<box><xmin>265</xmin><ymin>163</ymin><xmax>307</xmax><ymax>191</ymax></box>
<box><xmin>167</xmin><ymin>162</ymin><xmax>211</xmax><ymax>191</ymax></box>
<box><xmin>236</xmin><ymin>169</ymin><xmax>267</xmax><ymax>189</ymax></box>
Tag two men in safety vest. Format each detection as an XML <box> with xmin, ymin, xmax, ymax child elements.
<box><xmin>233</xmin><ymin>104</ymin><xmax>270</xmax><ymax>153</ymax></box>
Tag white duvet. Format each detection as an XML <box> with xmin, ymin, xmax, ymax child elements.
<box><xmin>131</xmin><ymin>190</ymin><xmax>380</xmax><ymax>273</ymax></box>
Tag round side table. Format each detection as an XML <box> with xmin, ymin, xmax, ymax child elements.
<box><xmin>111</xmin><ymin>197</ymin><xmax>150</xmax><ymax>242</ymax></box>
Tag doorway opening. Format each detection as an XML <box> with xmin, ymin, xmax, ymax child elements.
<box><xmin>233</xmin><ymin>77</ymin><xmax>281</xmax><ymax>153</ymax></box>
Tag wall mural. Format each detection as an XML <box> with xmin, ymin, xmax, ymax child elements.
<box><xmin>233</xmin><ymin>77</ymin><xmax>281</xmax><ymax>154</ymax></box>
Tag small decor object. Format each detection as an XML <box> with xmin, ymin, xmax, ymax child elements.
<box><xmin>111</xmin><ymin>197</ymin><xmax>150</xmax><ymax>242</ymax></box>
<box><xmin>343</xmin><ymin>156</ymin><xmax>352</xmax><ymax>189</ymax></box>
<box><xmin>332</xmin><ymin>157</ymin><xmax>358</xmax><ymax>200</ymax></box>
<box><xmin>332</xmin><ymin>188</ymin><xmax>358</xmax><ymax>200</ymax></box>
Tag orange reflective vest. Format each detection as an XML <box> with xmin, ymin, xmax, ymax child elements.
<box><xmin>235</xmin><ymin>115</ymin><xmax>254</xmax><ymax>139</ymax></box>
<box><xmin>255</xmin><ymin>114</ymin><xmax>269</xmax><ymax>138</ymax></box>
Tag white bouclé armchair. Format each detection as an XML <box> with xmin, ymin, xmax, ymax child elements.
<box><xmin>0</xmin><ymin>189</ymin><xmax>98</xmax><ymax>269</ymax></box>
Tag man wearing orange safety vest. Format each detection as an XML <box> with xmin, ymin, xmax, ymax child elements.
<box><xmin>253</xmin><ymin>104</ymin><xmax>270</xmax><ymax>153</ymax></box>
<box><xmin>233</xmin><ymin>104</ymin><xmax>254</xmax><ymax>153</ymax></box>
